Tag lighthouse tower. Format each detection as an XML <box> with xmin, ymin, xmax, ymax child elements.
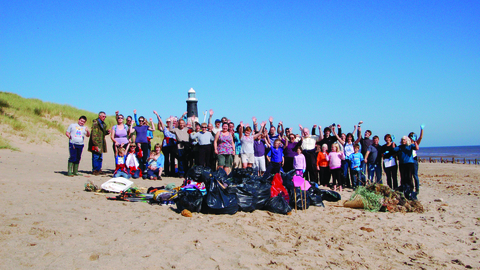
<box><xmin>186</xmin><ymin>88</ymin><xmax>198</xmax><ymax>120</ymax></box>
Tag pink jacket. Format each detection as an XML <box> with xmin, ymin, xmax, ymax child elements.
<box><xmin>326</xmin><ymin>152</ymin><xmax>345</xmax><ymax>169</ymax></box>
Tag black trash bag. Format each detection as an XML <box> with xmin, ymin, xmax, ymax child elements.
<box><xmin>235</xmin><ymin>184</ymin><xmax>257</xmax><ymax>212</ymax></box>
<box><xmin>281</xmin><ymin>171</ymin><xmax>295</xmax><ymax>198</ymax></box>
<box><xmin>204</xmin><ymin>178</ymin><xmax>238</xmax><ymax>215</ymax></box>
<box><xmin>186</xmin><ymin>166</ymin><xmax>207</xmax><ymax>182</ymax></box>
<box><xmin>210</xmin><ymin>169</ymin><xmax>228</xmax><ymax>185</ymax></box>
<box><xmin>175</xmin><ymin>189</ymin><xmax>204</xmax><ymax>213</ymax></box>
<box><xmin>200</xmin><ymin>168</ymin><xmax>214</xmax><ymax>184</ymax></box>
<box><xmin>289</xmin><ymin>187</ymin><xmax>311</xmax><ymax>210</ymax></box>
<box><xmin>229</xmin><ymin>168</ymin><xmax>255</xmax><ymax>185</ymax></box>
<box><xmin>252</xmin><ymin>181</ymin><xmax>271</xmax><ymax>210</ymax></box>
<box><xmin>318</xmin><ymin>189</ymin><xmax>342</xmax><ymax>202</ymax></box>
<box><xmin>308</xmin><ymin>187</ymin><xmax>325</xmax><ymax>207</ymax></box>
<box><xmin>264</xmin><ymin>194</ymin><xmax>292</xmax><ymax>215</ymax></box>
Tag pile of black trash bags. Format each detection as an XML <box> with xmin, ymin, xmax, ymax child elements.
<box><xmin>176</xmin><ymin>166</ymin><xmax>342</xmax><ymax>215</ymax></box>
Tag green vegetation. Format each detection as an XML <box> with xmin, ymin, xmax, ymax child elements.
<box><xmin>0</xmin><ymin>91</ymin><xmax>164</xmax><ymax>150</ymax></box>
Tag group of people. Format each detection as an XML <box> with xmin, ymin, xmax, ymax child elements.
<box><xmin>66</xmin><ymin>110</ymin><xmax>424</xmax><ymax>194</ymax></box>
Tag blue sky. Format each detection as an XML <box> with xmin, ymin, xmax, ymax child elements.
<box><xmin>1</xmin><ymin>1</ymin><xmax>479</xmax><ymax>147</ymax></box>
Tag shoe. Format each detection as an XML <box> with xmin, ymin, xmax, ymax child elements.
<box><xmin>67</xmin><ymin>162</ymin><xmax>74</xmax><ymax>177</ymax></box>
<box><xmin>142</xmin><ymin>175</ymin><xmax>147</xmax><ymax>179</ymax></box>
<box><xmin>92</xmin><ymin>170</ymin><xmax>99</xmax><ymax>176</ymax></box>
<box><xmin>158</xmin><ymin>176</ymin><xmax>162</xmax><ymax>180</ymax></box>
<box><xmin>73</xmin><ymin>163</ymin><xmax>82</xmax><ymax>176</ymax></box>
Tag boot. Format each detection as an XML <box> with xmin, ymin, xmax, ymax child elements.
<box><xmin>73</xmin><ymin>163</ymin><xmax>82</xmax><ymax>176</ymax></box>
<box><xmin>67</xmin><ymin>162</ymin><xmax>74</xmax><ymax>176</ymax></box>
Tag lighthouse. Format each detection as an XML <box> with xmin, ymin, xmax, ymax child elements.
<box><xmin>186</xmin><ymin>88</ymin><xmax>198</xmax><ymax>120</ymax></box>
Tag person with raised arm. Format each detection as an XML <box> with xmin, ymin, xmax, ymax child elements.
<box><xmin>129</xmin><ymin>112</ymin><xmax>155</xmax><ymax>178</ymax></box>
<box><xmin>253</xmin><ymin>121</ymin><xmax>270</xmax><ymax>176</ymax></box>
<box><xmin>299</xmin><ymin>124</ymin><xmax>320</xmax><ymax>184</ymax></box>
<box><xmin>355</xmin><ymin>121</ymin><xmax>372</xmax><ymax>177</ymax></box>
<box><xmin>238</xmin><ymin>121</ymin><xmax>257</xmax><ymax>168</ymax></box>
<box><xmin>333</xmin><ymin>125</ymin><xmax>357</xmax><ymax>188</ymax></box>
<box><xmin>393</xmin><ymin>135</ymin><xmax>419</xmax><ymax>196</ymax></box>
<box><xmin>154</xmin><ymin>111</ymin><xmax>176</xmax><ymax>177</ymax></box>
<box><xmin>283</xmin><ymin>131</ymin><xmax>300</xmax><ymax>173</ymax></box>
<box><xmin>409</xmin><ymin>125</ymin><xmax>425</xmax><ymax>193</ymax></box>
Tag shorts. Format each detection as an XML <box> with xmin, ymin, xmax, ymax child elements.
<box><xmin>218</xmin><ymin>154</ymin><xmax>233</xmax><ymax>167</ymax></box>
<box><xmin>241</xmin><ymin>153</ymin><xmax>255</xmax><ymax>164</ymax></box>
<box><xmin>254</xmin><ymin>156</ymin><xmax>266</xmax><ymax>172</ymax></box>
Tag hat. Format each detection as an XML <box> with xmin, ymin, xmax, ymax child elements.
<box><xmin>215</xmin><ymin>119</ymin><xmax>221</xmax><ymax>123</ymax></box>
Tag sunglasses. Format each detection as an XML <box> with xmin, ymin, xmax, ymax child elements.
<box><xmin>118</xmin><ymin>117</ymin><xmax>124</xmax><ymax>119</ymax></box>
<box><xmin>201</xmin><ymin>126</ymin><xmax>207</xmax><ymax>128</ymax></box>
<box><xmin>139</xmin><ymin>120</ymin><xmax>144</xmax><ymax>122</ymax></box>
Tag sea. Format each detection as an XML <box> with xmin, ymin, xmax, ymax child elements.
<box><xmin>417</xmin><ymin>145</ymin><xmax>480</xmax><ymax>158</ymax></box>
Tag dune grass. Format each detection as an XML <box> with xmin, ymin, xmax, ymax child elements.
<box><xmin>0</xmin><ymin>91</ymin><xmax>164</xmax><ymax>150</ymax></box>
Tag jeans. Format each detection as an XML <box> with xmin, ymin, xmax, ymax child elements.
<box><xmin>92</xmin><ymin>152</ymin><xmax>103</xmax><ymax>172</ymax></box>
<box><xmin>352</xmin><ymin>170</ymin><xmax>361</xmax><ymax>188</ymax></box>
<box><xmin>69</xmin><ymin>143</ymin><xmax>84</xmax><ymax>164</ymax></box>
<box><xmin>367</xmin><ymin>163</ymin><xmax>383</xmax><ymax>184</ymax></box>
<box><xmin>177</xmin><ymin>148</ymin><xmax>186</xmax><ymax>176</ymax></box>
<box><xmin>114</xmin><ymin>171</ymin><xmax>130</xmax><ymax>179</ymax></box>
<box><xmin>413</xmin><ymin>159</ymin><xmax>420</xmax><ymax>191</ymax></box>
<box><xmin>342</xmin><ymin>160</ymin><xmax>351</xmax><ymax>187</ymax></box>
<box><xmin>147</xmin><ymin>168</ymin><xmax>160</xmax><ymax>178</ymax></box>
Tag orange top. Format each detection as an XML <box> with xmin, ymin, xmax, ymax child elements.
<box><xmin>317</xmin><ymin>151</ymin><xmax>329</xmax><ymax>167</ymax></box>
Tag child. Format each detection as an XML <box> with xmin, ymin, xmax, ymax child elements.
<box><xmin>125</xmin><ymin>144</ymin><xmax>143</xmax><ymax>179</ymax></box>
<box><xmin>348</xmin><ymin>143</ymin><xmax>364</xmax><ymax>188</ymax></box>
<box><xmin>293</xmin><ymin>146</ymin><xmax>306</xmax><ymax>177</ymax></box>
<box><xmin>326</xmin><ymin>143</ymin><xmax>345</xmax><ymax>191</ymax></box>
<box><xmin>316</xmin><ymin>144</ymin><xmax>330</xmax><ymax>187</ymax></box>
<box><xmin>113</xmin><ymin>146</ymin><xmax>130</xmax><ymax>179</ymax></box>
<box><xmin>265</xmin><ymin>139</ymin><xmax>284</xmax><ymax>176</ymax></box>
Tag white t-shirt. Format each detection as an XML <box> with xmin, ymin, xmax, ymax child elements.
<box><xmin>67</xmin><ymin>123</ymin><xmax>87</xmax><ymax>145</ymax></box>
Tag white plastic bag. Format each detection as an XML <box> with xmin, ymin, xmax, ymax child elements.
<box><xmin>100</xmin><ymin>178</ymin><xmax>134</xmax><ymax>193</ymax></box>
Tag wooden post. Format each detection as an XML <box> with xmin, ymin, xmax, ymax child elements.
<box><xmin>464</xmin><ymin>158</ymin><xmax>466</xmax><ymax>164</ymax></box>
<box><xmin>452</xmin><ymin>157</ymin><xmax>455</xmax><ymax>164</ymax></box>
<box><xmin>429</xmin><ymin>157</ymin><xmax>432</xmax><ymax>163</ymax></box>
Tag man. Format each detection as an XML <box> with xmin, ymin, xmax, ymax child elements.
<box><xmin>299</xmin><ymin>124</ymin><xmax>320</xmax><ymax>184</ymax></box>
<box><xmin>66</xmin><ymin>116</ymin><xmax>90</xmax><ymax>176</ymax></box>
<box><xmin>168</xmin><ymin>118</ymin><xmax>191</xmax><ymax>178</ymax></box>
<box><xmin>364</xmin><ymin>135</ymin><xmax>382</xmax><ymax>184</ymax></box>
<box><xmin>355</xmin><ymin>124</ymin><xmax>373</xmax><ymax>174</ymax></box>
<box><xmin>88</xmin><ymin>111</ymin><xmax>109</xmax><ymax>175</ymax></box>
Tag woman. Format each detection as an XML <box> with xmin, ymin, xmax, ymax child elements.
<box><xmin>283</xmin><ymin>133</ymin><xmax>299</xmax><ymax>173</ymax></box>
<box><xmin>129</xmin><ymin>115</ymin><xmax>155</xmax><ymax>178</ymax></box>
<box><xmin>239</xmin><ymin>122</ymin><xmax>260</xmax><ymax>168</ymax></box>
<box><xmin>393</xmin><ymin>136</ymin><xmax>419</xmax><ymax>189</ymax></box>
<box><xmin>110</xmin><ymin>114</ymin><xmax>130</xmax><ymax>156</ymax></box>
<box><xmin>381</xmin><ymin>134</ymin><xmax>398</xmax><ymax>189</ymax></box>
<box><xmin>214</xmin><ymin>122</ymin><xmax>235</xmax><ymax>174</ymax></box>
<box><xmin>146</xmin><ymin>143</ymin><xmax>165</xmax><ymax>180</ymax></box>
<box><xmin>333</xmin><ymin>127</ymin><xmax>356</xmax><ymax>188</ymax></box>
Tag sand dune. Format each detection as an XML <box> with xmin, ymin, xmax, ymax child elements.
<box><xmin>1</xmin><ymin>137</ymin><xmax>479</xmax><ymax>269</ymax></box>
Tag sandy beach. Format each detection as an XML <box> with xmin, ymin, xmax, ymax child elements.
<box><xmin>1</xmin><ymin>134</ymin><xmax>479</xmax><ymax>269</ymax></box>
